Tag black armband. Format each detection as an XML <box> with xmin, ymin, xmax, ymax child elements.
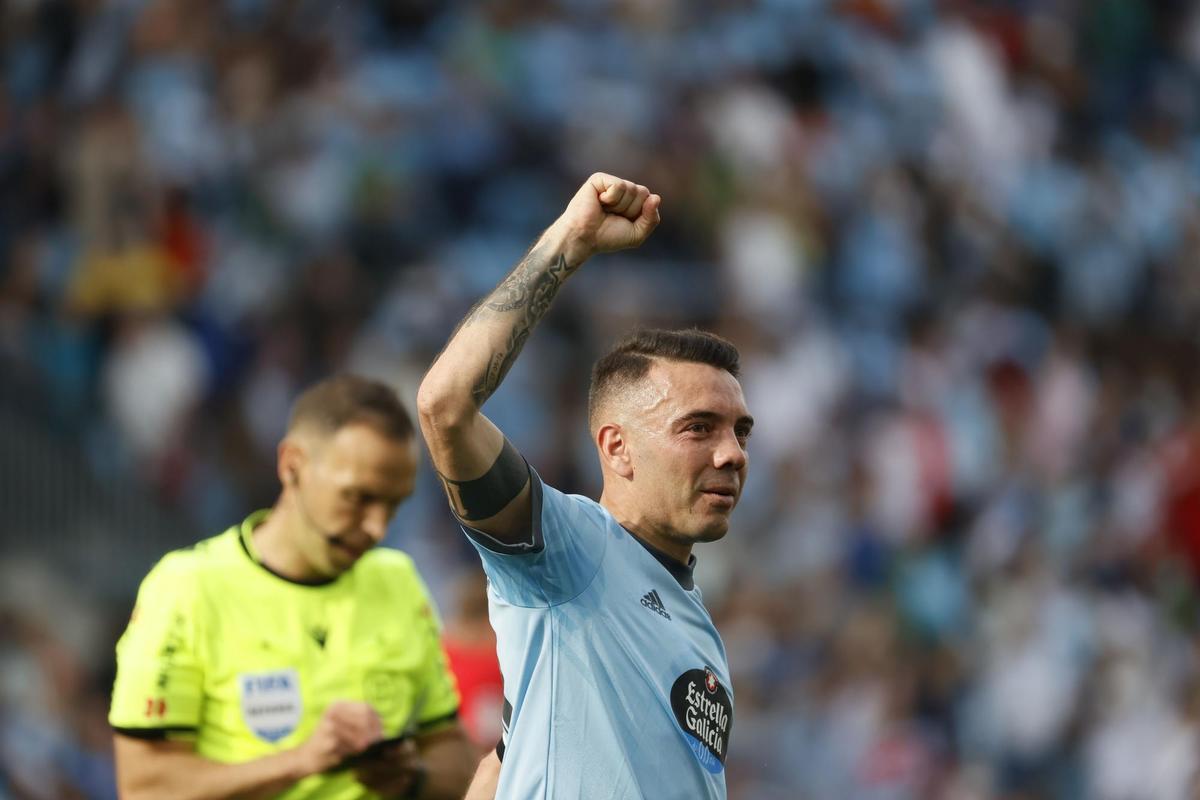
<box><xmin>440</xmin><ymin>438</ymin><xmax>530</xmax><ymax>521</ymax></box>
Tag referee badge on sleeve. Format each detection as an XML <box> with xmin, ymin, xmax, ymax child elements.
<box><xmin>239</xmin><ymin>669</ymin><xmax>302</xmax><ymax>743</ymax></box>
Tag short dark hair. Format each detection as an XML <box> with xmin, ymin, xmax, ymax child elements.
<box><xmin>288</xmin><ymin>374</ymin><xmax>414</xmax><ymax>441</ymax></box>
<box><xmin>588</xmin><ymin>328</ymin><xmax>741</xmax><ymax>429</ymax></box>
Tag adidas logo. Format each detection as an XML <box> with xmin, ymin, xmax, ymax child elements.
<box><xmin>640</xmin><ymin>589</ymin><xmax>671</xmax><ymax>620</ymax></box>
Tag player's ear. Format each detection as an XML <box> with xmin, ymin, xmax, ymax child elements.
<box><xmin>596</xmin><ymin>423</ymin><xmax>633</xmax><ymax>480</ymax></box>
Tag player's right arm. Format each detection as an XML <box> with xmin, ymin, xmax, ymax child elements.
<box><xmin>114</xmin><ymin>701</ymin><xmax>379</xmax><ymax>800</ymax></box>
<box><xmin>417</xmin><ymin>173</ymin><xmax>660</xmax><ymax>542</ymax></box>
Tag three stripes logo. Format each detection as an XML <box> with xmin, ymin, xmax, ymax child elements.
<box><xmin>640</xmin><ymin>589</ymin><xmax>671</xmax><ymax>620</ymax></box>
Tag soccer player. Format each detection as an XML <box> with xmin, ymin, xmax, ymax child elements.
<box><xmin>417</xmin><ymin>174</ymin><xmax>751</xmax><ymax>798</ymax></box>
<box><xmin>109</xmin><ymin>375</ymin><xmax>474</xmax><ymax>800</ymax></box>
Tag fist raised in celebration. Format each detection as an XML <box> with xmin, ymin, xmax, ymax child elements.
<box><xmin>556</xmin><ymin>173</ymin><xmax>661</xmax><ymax>264</ymax></box>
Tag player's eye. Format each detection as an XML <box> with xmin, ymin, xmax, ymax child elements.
<box><xmin>686</xmin><ymin>423</ymin><xmax>710</xmax><ymax>435</ymax></box>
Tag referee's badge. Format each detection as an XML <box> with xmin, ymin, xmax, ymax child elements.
<box><xmin>239</xmin><ymin>669</ymin><xmax>302</xmax><ymax>743</ymax></box>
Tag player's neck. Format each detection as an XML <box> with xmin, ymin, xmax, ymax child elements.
<box><xmin>599</xmin><ymin>492</ymin><xmax>693</xmax><ymax>565</ymax></box>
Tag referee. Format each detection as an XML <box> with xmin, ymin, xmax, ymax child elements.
<box><xmin>109</xmin><ymin>375</ymin><xmax>474</xmax><ymax>799</ymax></box>
<box><xmin>418</xmin><ymin>174</ymin><xmax>750</xmax><ymax>798</ymax></box>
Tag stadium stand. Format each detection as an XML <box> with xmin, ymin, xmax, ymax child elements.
<box><xmin>2</xmin><ymin>1</ymin><xmax>1199</xmax><ymax>797</ymax></box>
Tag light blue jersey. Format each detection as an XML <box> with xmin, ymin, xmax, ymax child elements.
<box><xmin>463</xmin><ymin>473</ymin><xmax>733</xmax><ymax>799</ymax></box>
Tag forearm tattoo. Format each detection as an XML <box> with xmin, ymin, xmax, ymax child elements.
<box><xmin>465</xmin><ymin>248</ymin><xmax>574</xmax><ymax>406</ymax></box>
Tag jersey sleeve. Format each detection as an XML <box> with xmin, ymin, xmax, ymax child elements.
<box><xmin>109</xmin><ymin>551</ymin><xmax>204</xmax><ymax>739</ymax></box>
<box><xmin>462</xmin><ymin>470</ymin><xmax>608</xmax><ymax>607</ymax></box>
<box><xmin>406</xmin><ymin>570</ymin><xmax>462</xmax><ymax>733</ymax></box>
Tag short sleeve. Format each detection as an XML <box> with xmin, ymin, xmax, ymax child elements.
<box><xmin>406</xmin><ymin>571</ymin><xmax>462</xmax><ymax>733</ymax></box>
<box><xmin>109</xmin><ymin>552</ymin><xmax>204</xmax><ymax>738</ymax></box>
<box><xmin>463</xmin><ymin>471</ymin><xmax>609</xmax><ymax>607</ymax></box>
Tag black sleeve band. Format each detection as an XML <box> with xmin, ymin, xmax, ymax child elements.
<box><xmin>461</xmin><ymin>472</ymin><xmax>544</xmax><ymax>554</ymax></box>
<box><xmin>440</xmin><ymin>438</ymin><xmax>530</xmax><ymax>521</ymax></box>
<box><xmin>495</xmin><ymin>739</ymin><xmax>505</xmax><ymax>762</ymax></box>
<box><xmin>112</xmin><ymin>726</ymin><xmax>197</xmax><ymax>740</ymax></box>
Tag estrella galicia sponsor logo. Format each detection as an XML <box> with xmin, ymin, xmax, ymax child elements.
<box><xmin>670</xmin><ymin>666</ymin><xmax>733</xmax><ymax>774</ymax></box>
<box><xmin>239</xmin><ymin>669</ymin><xmax>301</xmax><ymax>743</ymax></box>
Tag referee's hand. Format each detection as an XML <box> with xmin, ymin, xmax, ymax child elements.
<box><xmin>353</xmin><ymin>737</ymin><xmax>426</xmax><ymax>799</ymax></box>
<box><xmin>296</xmin><ymin>700</ymin><xmax>383</xmax><ymax>774</ymax></box>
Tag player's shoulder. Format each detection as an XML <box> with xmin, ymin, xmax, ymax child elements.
<box><xmin>561</xmin><ymin>490</ymin><xmax>607</xmax><ymax>515</ymax></box>
<box><xmin>536</xmin><ymin>470</ymin><xmax>602</xmax><ymax>514</ymax></box>
<box><xmin>542</xmin><ymin>479</ymin><xmax>616</xmax><ymax>531</ymax></box>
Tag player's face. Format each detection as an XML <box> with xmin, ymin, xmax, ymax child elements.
<box><xmin>292</xmin><ymin>424</ymin><xmax>418</xmax><ymax>577</ymax></box>
<box><xmin>625</xmin><ymin>360</ymin><xmax>752</xmax><ymax>545</ymax></box>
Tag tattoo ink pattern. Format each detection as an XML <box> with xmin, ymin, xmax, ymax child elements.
<box><xmin>466</xmin><ymin>249</ymin><xmax>574</xmax><ymax>406</ymax></box>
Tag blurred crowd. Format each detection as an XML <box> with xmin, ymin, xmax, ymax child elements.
<box><xmin>3</xmin><ymin>0</ymin><xmax>1200</xmax><ymax>798</ymax></box>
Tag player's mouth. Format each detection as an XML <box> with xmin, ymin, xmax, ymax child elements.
<box><xmin>699</xmin><ymin>484</ymin><xmax>738</xmax><ymax>510</ymax></box>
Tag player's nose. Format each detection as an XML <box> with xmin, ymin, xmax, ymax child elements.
<box><xmin>712</xmin><ymin>430</ymin><xmax>747</xmax><ymax>472</ymax></box>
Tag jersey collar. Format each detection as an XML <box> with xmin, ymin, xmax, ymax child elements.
<box><xmin>238</xmin><ymin>511</ymin><xmax>339</xmax><ymax>587</ymax></box>
<box><xmin>623</xmin><ymin>528</ymin><xmax>696</xmax><ymax>590</ymax></box>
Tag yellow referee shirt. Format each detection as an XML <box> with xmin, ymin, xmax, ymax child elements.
<box><xmin>109</xmin><ymin>511</ymin><xmax>460</xmax><ymax>799</ymax></box>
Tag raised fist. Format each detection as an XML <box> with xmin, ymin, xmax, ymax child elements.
<box><xmin>555</xmin><ymin>173</ymin><xmax>661</xmax><ymax>264</ymax></box>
